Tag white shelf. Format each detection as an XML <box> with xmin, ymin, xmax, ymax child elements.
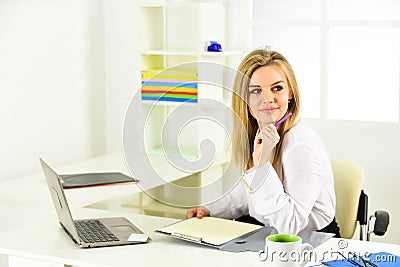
<box><xmin>125</xmin><ymin>98</ymin><xmax>231</xmax><ymax>108</ymax></box>
<box><xmin>141</xmin><ymin>2</ymin><xmax>224</xmax><ymax>8</ymax></box>
<box><xmin>141</xmin><ymin>50</ymin><xmax>242</xmax><ymax>57</ymax></box>
<box><xmin>146</xmin><ymin>146</ymin><xmax>199</xmax><ymax>160</ymax></box>
<box><xmin>142</xmin><ymin>50</ymin><xmax>198</xmax><ymax>56</ymax></box>
<box><xmin>202</xmin><ymin>50</ymin><xmax>242</xmax><ymax>57</ymax></box>
<box><xmin>140</xmin><ymin>99</ymin><xmax>197</xmax><ymax>106</ymax></box>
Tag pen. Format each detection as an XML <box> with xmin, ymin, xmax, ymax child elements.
<box><xmin>274</xmin><ymin>112</ymin><xmax>292</xmax><ymax>127</ymax></box>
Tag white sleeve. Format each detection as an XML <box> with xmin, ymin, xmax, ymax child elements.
<box><xmin>204</xmin><ymin>180</ymin><xmax>249</xmax><ymax>220</ymax></box>
<box><xmin>243</xmin><ymin>144</ymin><xmax>324</xmax><ymax>234</ymax></box>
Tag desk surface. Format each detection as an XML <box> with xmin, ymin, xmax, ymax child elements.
<box><xmin>1</xmin><ymin>154</ymin><xmax>399</xmax><ymax>267</ymax></box>
<box><xmin>1</xmin><ymin>203</ymin><xmax>400</xmax><ymax>267</ymax></box>
<box><xmin>0</xmin><ymin>203</ymin><xmax>254</xmax><ymax>267</ymax></box>
<box><xmin>0</xmin><ymin>152</ymin><xmax>229</xmax><ymax>209</ymax></box>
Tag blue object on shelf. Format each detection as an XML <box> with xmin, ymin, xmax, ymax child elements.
<box><xmin>206</xmin><ymin>41</ymin><xmax>222</xmax><ymax>52</ymax></box>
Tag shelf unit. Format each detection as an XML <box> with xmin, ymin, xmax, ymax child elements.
<box><xmin>122</xmin><ymin>1</ymin><xmax>240</xmax><ymax>217</ymax></box>
<box><xmin>139</xmin><ymin>1</ymin><xmax>241</xmax><ymax>79</ymax></box>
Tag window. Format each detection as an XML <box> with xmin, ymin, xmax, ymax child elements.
<box><xmin>327</xmin><ymin>27</ymin><xmax>400</xmax><ymax>122</ymax></box>
<box><xmin>252</xmin><ymin>0</ymin><xmax>400</xmax><ymax>122</ymax></box>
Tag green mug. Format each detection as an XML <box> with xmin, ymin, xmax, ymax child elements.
<box><xmin>259</xmin><ymin>233</ymin><xmax>313</xmax><ymax>266</ymax></box>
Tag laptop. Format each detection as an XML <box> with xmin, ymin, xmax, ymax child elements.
<box><xmin>40</xmin><ymin>158</ymin><xmax>148</xmax><ymax>248</ymax></box>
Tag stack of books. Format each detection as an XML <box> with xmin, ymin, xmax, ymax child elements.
<box><xmin>141</xmin><ymin>68</ymin><xmax>198</xmax><ymax>103</ymax></box>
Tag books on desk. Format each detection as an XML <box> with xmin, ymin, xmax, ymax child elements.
<box><xmin>59</xmin><ymin>172</ymin><xmax>138</xmax><ymax>189</ymax></box>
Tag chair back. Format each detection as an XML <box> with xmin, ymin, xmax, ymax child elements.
<box><xmin>331</xmin><ymin>159</ymin><xmax>364</xmax><ymax>239</ymax></box>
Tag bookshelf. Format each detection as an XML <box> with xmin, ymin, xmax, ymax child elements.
<box><xmin>121</xmin><ymin>1</ymin><xmax>242</xmax><ymax>217</ymax></box>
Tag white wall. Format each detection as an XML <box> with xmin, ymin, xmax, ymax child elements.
<box><xmin>0</xmin><ymin>0</ymin><xmax>106</xmax><ymax>180</ymax></box>
<box><xmin>104</xmin><ymin>0</ymin><xmax>141</xmax><ymax>154</ymax></box>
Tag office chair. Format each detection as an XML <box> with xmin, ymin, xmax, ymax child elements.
<box><xmin>331</xmin><ymin>159</ymin><xmax>389</xmax><ymax>240</ymax></box>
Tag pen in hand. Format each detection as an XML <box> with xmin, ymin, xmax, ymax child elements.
<box><xmin>256</xmin><ymin>112</ymin><xmax>291</xmax><ymax>145</ymax></box>
<box><xmin>274</xmin><ymin>112</ymin><xmax>292</xmax><ymax>127</ymax></box>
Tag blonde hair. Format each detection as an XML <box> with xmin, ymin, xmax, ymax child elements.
<box><xmin>231</xmin><ymin>48</ymin><xmax>301</xmax><ymax>173</ymax></box>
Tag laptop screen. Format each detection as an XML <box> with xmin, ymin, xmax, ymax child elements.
<box><xmin>40</xmin><ymin>158</ymin><xmax>81</xmax><ymax>244</ymax></box>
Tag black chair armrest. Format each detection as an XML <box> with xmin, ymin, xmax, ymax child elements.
<box><xmin>372</xmin><ymin>210</ymin><xmax>390</xmax><ymax>236</ymax></box>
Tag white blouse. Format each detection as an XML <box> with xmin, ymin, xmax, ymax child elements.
<box><xmin>205</xmin><ymin>122</ymin><xmax>336</xmax><ymax>234</ymax></box>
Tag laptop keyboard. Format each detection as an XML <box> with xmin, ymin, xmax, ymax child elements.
<box><xmin>75</xmin><ymin>220</ymin><xmax>120</xmax><ymax>243</ymax></box>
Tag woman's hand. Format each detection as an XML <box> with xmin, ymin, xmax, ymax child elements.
<box><xmin>253</xmin><ymin>123</ymin><xmax>280</xmax><ymax>168</ymax></box>
<box><xmin>186</xmin><ymin>207</ymin><xmax>210</xmax><ymax>219</ymax></box>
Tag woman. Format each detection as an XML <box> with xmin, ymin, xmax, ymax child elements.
<box><xmin>186</xmin><ymin>48</ymin><xmax>340</xmax><ymax>237</ymax></box>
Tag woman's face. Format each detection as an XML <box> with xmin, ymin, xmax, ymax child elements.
<box><xmin>248</xmin><ymin>65</ymin><xmax>292</xmax><ymax>125</ymax></box>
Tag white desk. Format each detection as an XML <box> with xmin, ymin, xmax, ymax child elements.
<box><xmin>0</xmin><ymin>152</ymin><xmax>229</xmax><ymax>210</ymax></box>
<box><xmin>1</xmin><ymin>154</ymin><xmax>399</xmax><ymax>267</ymax></box>
<box><xmin>1</xmin><ymin>203</ymin><xmax>400</xmax><ymax>267</ymax></box>
<box><xmin>0</xmin><ymin>203</ymin><xmax>257</xmax><ymax>267</ymax></box>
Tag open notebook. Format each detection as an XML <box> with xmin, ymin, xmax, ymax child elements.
<box><xmin>156</xmin><ymin>217</ymin><xmax>334</xmax><ymax>253</ymax></box>
<box><xmin>156</xmin><ymin>217</ymin><xmax>262</xmax><ymax>246</ymax></box>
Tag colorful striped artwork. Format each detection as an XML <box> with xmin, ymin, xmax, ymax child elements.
<box><xmin>141</xmin><ymin>69</ymin><xmax>198</xmax><ymax>103</ymax></box>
